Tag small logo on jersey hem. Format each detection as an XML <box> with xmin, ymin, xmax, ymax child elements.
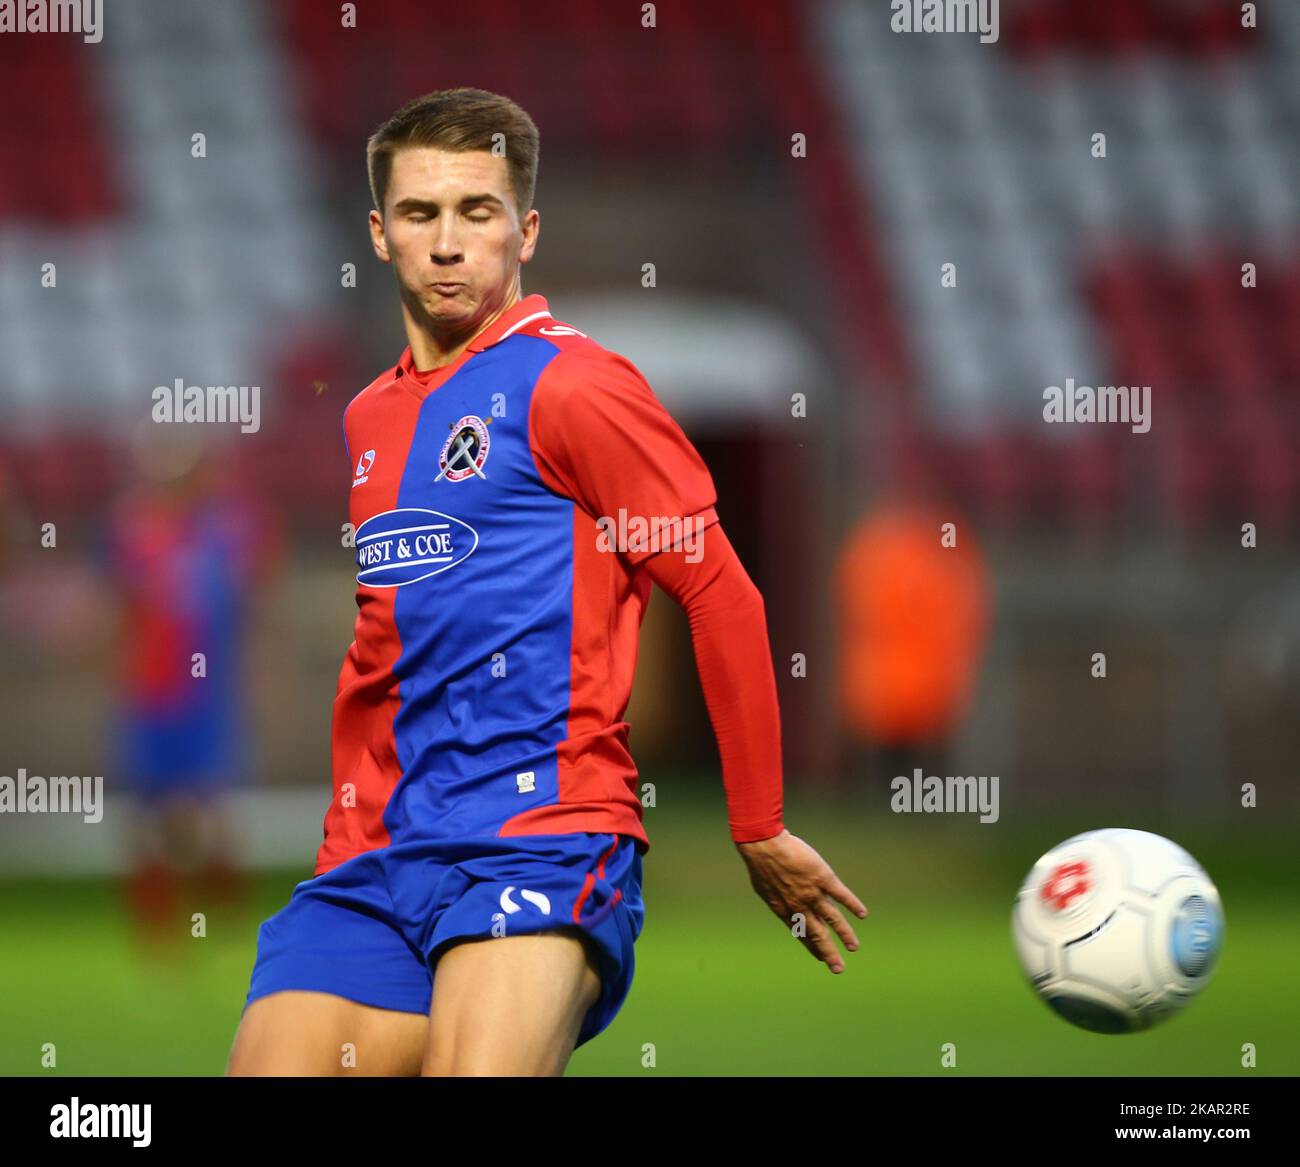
<box><xmin>437</xmin><ymin>415</ymin><xmax>491</xmax><ymax>483</ymax></box>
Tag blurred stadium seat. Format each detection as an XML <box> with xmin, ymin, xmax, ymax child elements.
<box><xmin>815</xmin><ymin>0</ymin><xmax>1299</xmax><ymax>535</ymax></box>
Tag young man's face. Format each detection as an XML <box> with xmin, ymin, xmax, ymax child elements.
<box><xmin>369</xmin><ymin>146</ymin><xmax>538</xmax><ymax>334</ymax></box>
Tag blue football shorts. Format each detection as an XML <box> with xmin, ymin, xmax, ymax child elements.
<box><xmin>118</xmin><ymin>700</ymin><xmax>245</xmax><ymax>803</ymax></box>
<box><xmin>243</xmin><ymin>831</ymin><xmax>645</xmax><ymax>1049</ymax></box>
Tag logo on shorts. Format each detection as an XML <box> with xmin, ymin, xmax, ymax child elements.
<box><xmin>499</xmin><ymin>886</ymin><xmax>551</xmax><ymax>916</ymax></box>
<box><xmin>437</xmin><ymin>415</ymin><xmax>491</xmax><ymax>482</ymax></box>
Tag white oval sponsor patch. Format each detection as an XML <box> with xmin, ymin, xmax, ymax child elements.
<box><xmin>355</xmin><ymin>507</ymin><xmax>479</xmax><ymax>587</ymax></box>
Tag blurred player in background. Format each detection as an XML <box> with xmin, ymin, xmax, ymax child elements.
<box><xmin>100</xmin><ymin>426</ymin><xmax>276</xmax><ymax>949</ymax></box>
<box><xmin>229</xmin><ymin>87</ymin><xmax>866</xmax><ymax>1078</ymax></box>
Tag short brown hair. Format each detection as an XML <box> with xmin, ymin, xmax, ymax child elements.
<box><xmin>366</xmin><ymin>88</ymin><xmax>540</xmax><ymax>217</ymax></box>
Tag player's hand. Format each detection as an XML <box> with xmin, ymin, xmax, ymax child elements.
<box><xmin>735</xmin><ymin>828</ymin><xmax>868</xmax><ymax>973</ymax></box>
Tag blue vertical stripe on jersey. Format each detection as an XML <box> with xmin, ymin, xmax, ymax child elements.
<box><xmin>383</xmin><ymin>337</ymin><xmax>574</xmax><ymax>842</ymax></box>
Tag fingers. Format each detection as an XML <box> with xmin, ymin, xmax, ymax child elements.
<box><xmin>816</xmin><ymin>897</ymin><xmax>860</xmax><ymax>954</ymax></box>
<box><xmin>791</xmin><ymin>877</ymin><xmax>868</xmax><ymax>972</ymax></box>
<box><xmin>795</xmin><ymin>914</ymin><xmax>847</xmax><ymax>966</ymax></box>
<box><xmin>793</xmin><ymin>906</ymin><xmax>849</xmax><ymax>973</ymax></box>
<box><xmin>828</xmin><ymin>875</ymin><xmax>869</xmax><ymax>921</ymax></box>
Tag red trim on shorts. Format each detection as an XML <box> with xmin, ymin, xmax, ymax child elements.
<box><xmin>572</xmin><ymin>836</ymin><xmax>624</xmax><ymax>922</ymax></box>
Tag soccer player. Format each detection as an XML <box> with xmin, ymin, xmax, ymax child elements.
<box><xmin>228</xmin><ymin>88</ymin><xmax>866</xmax><ymax>1077</ymax></box>
<box><xmin>102</xmin><ymin>437</ymin><xmax>269</xmax><ymax>948</ymax></box>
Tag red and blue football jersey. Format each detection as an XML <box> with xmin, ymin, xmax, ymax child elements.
<box><xmin>316</xmin><ymin>294</ymin><xmax>719</xmax><ymax>876</ymax></box>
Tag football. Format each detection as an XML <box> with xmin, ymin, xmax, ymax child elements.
<box><xmin>1012</xmin><ymin>828</ymin><xmax>1224</xmax><ymax>1033</ymax></box>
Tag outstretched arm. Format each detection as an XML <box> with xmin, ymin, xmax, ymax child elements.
<box><xmin>641</xmin><ymin>525</ymin><xmax>869</xmax><ymax>973</ymax></box>
<box><xmin>528</xmin><ymin>345</ymin><xmax>868</xmax><ymax>971</ymax></box>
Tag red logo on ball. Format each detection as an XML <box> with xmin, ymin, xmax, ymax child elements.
<box><xmin>1040</xmin><ymin>860</ymin><xmax>1092</xmax><ymax>911</ymax></box>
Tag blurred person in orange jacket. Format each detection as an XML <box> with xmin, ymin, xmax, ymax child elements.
<box><xmin>836</xmin><ymin>474</ymin><xmax>991</xmax><ymax>788</ymax></box>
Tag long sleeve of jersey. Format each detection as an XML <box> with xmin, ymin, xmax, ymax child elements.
<box><xmin>640</xmin><ymin>525</ymin><xmax>786</xmax><ymax>844</ymax></box>
<box><xmin>529</xmin><ymin>343</ymin><xmax>785</xmax><ymax>845</ymax></box>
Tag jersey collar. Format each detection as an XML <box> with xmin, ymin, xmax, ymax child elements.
<box><xmin>466</xmin><ymin>293</ymin><xmax>551</xmax><ymax>353</ymax></box>
<box><xmin>395</xmin><ymin>293</ymin><xmax>552</xmax><ymax>379</ymax></box>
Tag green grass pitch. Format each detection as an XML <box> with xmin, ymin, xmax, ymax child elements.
<box><xmin>1</xmin><ymin>788</ymin><xmax>1294</xmax><ymax>1076</ymax></box>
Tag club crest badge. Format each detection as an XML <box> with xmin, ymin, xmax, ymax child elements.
<box><xmin>437</xmin><ymin>415</ymin><xmax>491</xmax><ymax>483</ymax></box>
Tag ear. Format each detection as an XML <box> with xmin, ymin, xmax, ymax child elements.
<box><xmin>369</xmin><ymin>208</ymin><xmax>391</xmax><ymax>264</ymax></box>
<box><xmin>518</xmin><ymin>208</ymin><xmax>540</xmax><ymax>266</ymax></box>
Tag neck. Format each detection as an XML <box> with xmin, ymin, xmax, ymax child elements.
<box><xmin>402</xmin><ymin>277</ymin><xmax>522</xmax><ymax>372</ymax></box>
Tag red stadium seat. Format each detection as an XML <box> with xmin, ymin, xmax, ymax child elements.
<box><xmin>0</xmin><ymin>37</ymin><xmax>118</xmax><ymax>222</ymax></box>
